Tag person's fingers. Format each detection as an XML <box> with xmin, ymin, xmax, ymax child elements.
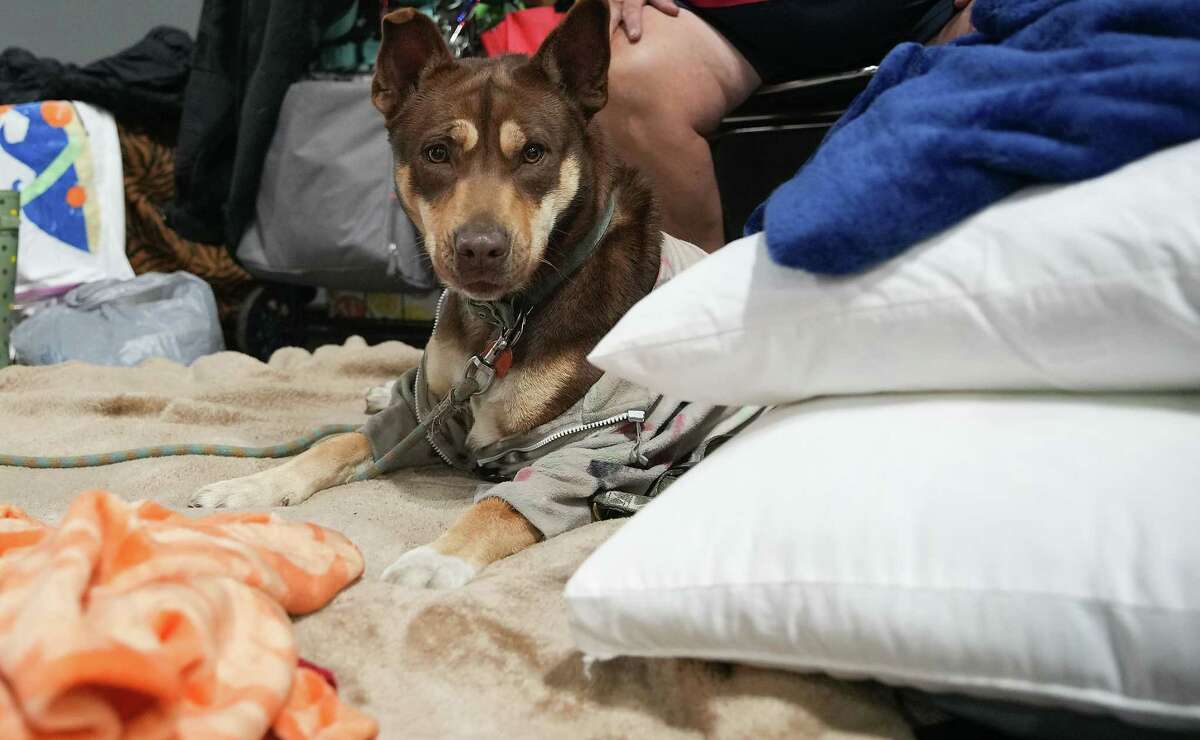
<box><xmin>608</xmin><ymin>0</ymin><xmax>622</xmax><ymax>36</ymax></box>
<box><xmin>953</xmin><ymin>0</ymin><xmax>971</xmax><ymax>8</ymax></box>
<box><xmin>646</xmin><ymin>0</ymin><xmax>680</xmax><ymax>17</ymax></box>
<box><xmin>621</xmin><ymin>0</ymin><xmax>645</xmax><ymax>41</ymax></box>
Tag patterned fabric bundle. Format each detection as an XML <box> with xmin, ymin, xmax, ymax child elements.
<box><xmin>0</xmin><ymin>490</ymin><xmax>376</xmax><ymax>739</ymax></box>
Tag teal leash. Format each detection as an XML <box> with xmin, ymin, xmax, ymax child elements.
<box><xmin>0</xmin><ymin>424</ymin><xmax>360</xmax><ymax>470</ymax></box>
<box><xmin>0</xmin><ymin>387</ymin><xmax>467</xmax><ymax>480</ymax></box>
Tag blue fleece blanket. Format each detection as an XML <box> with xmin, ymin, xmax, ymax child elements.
<box><xmin>747</xmin><ymin>0</ymin><xmax>1200</xmax><ymax>275</ymax></box>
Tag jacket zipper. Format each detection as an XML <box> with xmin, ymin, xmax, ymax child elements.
<box><xmin>415</xmin><ymin>289</ymin><xmax>456</xmax><ymax>467</ymax></box>
<box><xmin>475</xmin><ymin>409</ymin><xmax>645</xmax><ymax>467</ymax></box>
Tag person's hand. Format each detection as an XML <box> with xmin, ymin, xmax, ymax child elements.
<box><xmin>609</xmin><ymin>0</ymin><xmax>679</xmax><ymax>42</ymax></box>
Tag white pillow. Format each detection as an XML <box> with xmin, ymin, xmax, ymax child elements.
<box><xmin>588</xmin><ymin>140</ymin><xmax>1200</xmax><ymax>406</ymax></box>
<box><xmin>565</xmin><ymin>393</ymin><xmax>1200</xmax><ymax>729</ymax></box>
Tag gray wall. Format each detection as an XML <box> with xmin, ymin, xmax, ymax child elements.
<box><xmin>1</xmin><ymin>0</ymin><xmax>203</xmax><ymax>64</ymax></box>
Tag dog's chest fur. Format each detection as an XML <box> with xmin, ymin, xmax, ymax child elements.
<box><xmin>423</xmin><ymin>301</ymin><xmax>593</xmax><ymax>450</ymax></box>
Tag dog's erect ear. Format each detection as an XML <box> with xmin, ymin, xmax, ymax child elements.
<box><xmin>372</xmin><ymin>9</ymin><xmax>453</xmax><ymax>120</ymax></box>
<box><xmin>532</xmin><ymin>0</ymin><xmax>611</xmax><ymax>119</ymax></box>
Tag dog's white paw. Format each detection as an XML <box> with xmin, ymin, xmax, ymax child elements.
<box><xmin>381</xmin><ymin>545</ymin><xmax>479</xmax><ymax>589</ymax></box>
<box><xmin>364</xmin><ymin>381</ymin><xmax>397</xmax><ymax>415</ymax></box>
<box><xmin>189</xmin><ymin>475</ymin><xmax>309</xmax><ymax>509</ymax></box>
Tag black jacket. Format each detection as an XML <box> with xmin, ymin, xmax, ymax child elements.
<box><xmin>167</xmin><ymin>0</ymin><xmax>355</xmax><ymax>247</ymax></box>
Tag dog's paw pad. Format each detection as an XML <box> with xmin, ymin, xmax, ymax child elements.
<box><xmin>381</xmin><ymin>545</ymin><xmax>478</xmax><ymax>589</ymax></box>
<box><xmin>190</xmin><ymin>477</ymin><xmax>289</xmax><ymax>509</ymax></box>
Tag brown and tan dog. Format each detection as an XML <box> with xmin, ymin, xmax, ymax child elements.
<box><xmin>191</xmin><ymin>0</ymin><xmax>665</xmax><ymax>585</ymax></box>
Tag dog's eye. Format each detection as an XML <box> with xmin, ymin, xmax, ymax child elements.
<box><xmin>522</xmin><ymin>143</ymin><xmax>545</xmax><ymax>164</ymax></box>
<box><xmin>424</xmin><ymin>143</ymin><xmax>449</xmax><ymax>164</ymax></box>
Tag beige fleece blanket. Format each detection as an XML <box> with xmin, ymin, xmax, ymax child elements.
<box><xmin>0</xmin><ymin>338</ymin><xmax>911</xmax><ymax>739</ymax></box>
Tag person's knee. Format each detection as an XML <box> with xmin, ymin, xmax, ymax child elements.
<box><xmin>604</xmin><ymin>35</ymin><xmax>670</xmax><ymax>123</ymax></box>
<box><xmin>602</xmin><ymin>10</ymin><xmax>757</xmax><ymax>138</ymax></box>
<box><xmin>599</xmin><ymin>43</ymin><xmax>678</xmax><ymax>157</ymax></box>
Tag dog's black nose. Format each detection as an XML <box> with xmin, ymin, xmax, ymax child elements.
<box><xmin>454</xmin><ymin>223</ymin><xmax>511</xmax><ymax>271</ymax></box>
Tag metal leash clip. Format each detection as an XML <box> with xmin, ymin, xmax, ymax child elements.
<box><xmin>459</xmin><ymin>311</ymin><xmax>528</xmax><ymax>398</ymax></box>
<box><xmin>462</xmin><ymin>350</ymin><xmax>500</xmax><ymax>397</ymax></box>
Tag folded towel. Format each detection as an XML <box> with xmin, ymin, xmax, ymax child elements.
<box><xmin>747</xmin><ymin>0</ymin><xmax>1200</xmax><ymax>275</ymax></box>
<box><xmin>0</xmin><ymin>490</ymin><xmax>376</xmax><ymax>739</ymax></box>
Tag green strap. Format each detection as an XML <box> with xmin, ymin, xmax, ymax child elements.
<box><xmin>522</xmin><ymin>194</ymin><xmax>617</xmax><ymax>310</ymax></box>
<box><xmin>348</xmin><ymin>381</ymin><xmax>470</xmax><ymax>481</ymax></box>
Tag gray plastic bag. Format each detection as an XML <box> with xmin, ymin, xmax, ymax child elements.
<box><xmin>12</xmin><ymin>272</ymin><xmax>224</xmax><ymax>367</ymax></box>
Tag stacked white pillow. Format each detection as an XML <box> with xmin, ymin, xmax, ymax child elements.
<box><xmin>589</xmin><ymin>140</ymin><xmax>1200</xmax><ymax>406</ymax></box>
<box><xmin>566</xmin><ymin>139</ymin><xmax>1200</xmax><ymax>729</ymax></box>
<box><xmin>567</xmin><ymin>393</ymin><xmax>1200</xmax><ymax>727</ymax></box>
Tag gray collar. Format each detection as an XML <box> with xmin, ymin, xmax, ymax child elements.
<box><xmin>466</xmin><ymin>194</ymin><xmax>617</xmax><ymax>336</ymax></box>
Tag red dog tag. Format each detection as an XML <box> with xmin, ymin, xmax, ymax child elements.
<box><xmin>494</xmin><ymin>348</ymin><xmax>513</xmax><ymax>379</ymax></box>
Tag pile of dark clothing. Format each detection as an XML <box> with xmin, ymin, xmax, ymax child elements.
<box><xmin>0</xmin><ymin>27</ymin><xmax>193</xmax><ymax>144</ymax></box>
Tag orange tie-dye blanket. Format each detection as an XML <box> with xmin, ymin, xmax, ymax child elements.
<box><xmin>0</xmin><ymin>490</ymin><xmax>377</xmax><ymax>740</ymax></box>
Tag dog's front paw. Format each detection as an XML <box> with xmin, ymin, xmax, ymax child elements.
<box><xmin>364</xmin><ymin>380</ymin><xmax>397</xmax><ymax>415</ymax></box>
<box><xmin>190</xmin><ymin>475</ymin><xmax>308</xmax><ymax>509</ymax></box>
<box><xmin>381</xmin><ymin>545</ymin><xmax>479</xmax><ymax>589</ymax></box>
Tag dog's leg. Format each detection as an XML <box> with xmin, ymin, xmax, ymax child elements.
<box><xmin>382</xmin><ymin>497</ymin><xmax>541</xmax><ymax>588</ymax></box>
<box><xmin>189</xmin><ymin>432</ymin><xmax>372</xmax><ymax>509</ymax></box>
